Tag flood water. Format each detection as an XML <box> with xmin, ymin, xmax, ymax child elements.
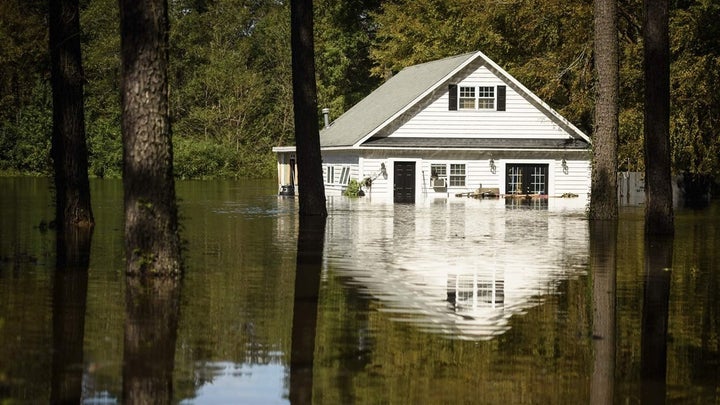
<box><xmin>1</xmin><ymin>177</ymin><xmax>719</xmax><ymax>404</ymax></box>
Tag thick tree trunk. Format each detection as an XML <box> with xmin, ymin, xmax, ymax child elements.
<box><xmin>119</xmin><ymin>0</ymin><xmax>181</xmax><ymax>275</ymax></box>
<box><xmin>590</xmin><ymin>0</ymin><xmax>619</xmax><ymax>220</ymax></box>
<box><xmin>643</xmin><ymin>0</ymin><xmax>674</xmax><ymax>235</ymax></box>
<box><xmin>291</xmin><ymin>0</ymin><xmax>327</xmax><ymax>217</ymax></box>
<box><xmin>49</xmin><ymin>0</ymin><xmax>94</xmax><ymax>229</ymax></box>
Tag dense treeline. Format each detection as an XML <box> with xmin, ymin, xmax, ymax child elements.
<box><xmin>0</xmin><ymin>0</ymin><xmax>718</xmax><ymax>182</ymax></box>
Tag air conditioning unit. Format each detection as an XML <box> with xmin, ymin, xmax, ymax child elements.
<box><xmin>431</xmin><ymin>178</ymin><xmax>447</xmax><ymax>188</ymax></box>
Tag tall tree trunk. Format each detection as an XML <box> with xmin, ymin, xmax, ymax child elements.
<box><xmin>291</xmin><ymin>0</ymin><xmax>327</xmax><ymax>217</ymax></box>
<box><xmin>643</xmin><ymin>0</ymin><xmax>674</xmax><ymax>235</ymax></box>
<box><xmin>590</xmin><ymin>0</ymin><xmax>619</xmax><ymax>220</ymax></box>
<box><xmin>49</xmin><ymin>0</ymin><xmax>94</xmax><ymax>229</ymax></box>
<box><xmin>119</xmin><ymin>0</ymin><xmax>181</xmax><ymax>275</ymax></box>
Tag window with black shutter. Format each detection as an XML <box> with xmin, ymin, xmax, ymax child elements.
<box><xmin>449</xmin><ymin>85</ymin><xmax>506</xmax><ymax>111</ymax></box>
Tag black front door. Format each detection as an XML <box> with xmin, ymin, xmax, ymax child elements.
<box><xmin>394</xmin><ymin>161</ymin><xmax>416</xmax><ymax>203</ymax></box>
<box><xmin>506</xmin><ymin>164</ymin><xmax>549</xmax><ymax>195</ymax></box>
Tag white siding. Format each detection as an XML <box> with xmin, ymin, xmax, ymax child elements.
<box><xmin>337</xmin><ymin>156</ymin><xmax>590</xmax><ymax>203</ymax></box>
<box><xmin>552</xmin><ymin>159</ymin><xmax>591</xmax><ymax>197</ymax></box>
<box><xmin>389</xmin><ymin>63</ymin><xmax>569</xmax><ymax>139</ymax></box>
<box><xmin>358</xmin><ymin>158</ymin><xmax>392</xmax><ymax>201</ymax></box>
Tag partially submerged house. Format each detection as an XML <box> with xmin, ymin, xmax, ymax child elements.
<box><xmin>273</xmin><ymin>50</ymin><xmax>591</xmax><ymax>203</ymax></box>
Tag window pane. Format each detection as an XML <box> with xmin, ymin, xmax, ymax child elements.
<box><xmin>478</xmin><ymin>86</ymin><xmax>494</xmax><ymax>97</ymax></box>
<box><xmin>530</xmin><ymin>166</ymin><xmax>546</xmax><ymax>194</ymax></box>
<box><xmin>449</xmin><ymin>164</ymin><xmax>466</xmax><ymax>186</ymax></box>
<box><xmin>339</xmin><ymin>167</ymin><xmax>350</xmax><ymax>185</ymax></box>
<box><xmin>478</xmin><ymin>99</ymin><xmax>494</xmax><ymax>109</ymax></box>
<box><xmin>459</xmin><ymin>87</ymin><xmax>475</xmax><ymax>110</ymax></box>
<box><xmin>326</xmin><ymin>166</ymin><xmax>334</xmax><ymax>184</ymax></box>
<box><xmin>508</xmin><ymin>166</ymin><xmax>522</xmax><ymax>194</ymax></box>
<box><xmin>478</xmin><ymin>86</ymin><xmax>495</xmax><ymax>109</ymax></box>
<box><xmin>459</xmin><ymin>87</ymin><xmax>475</xmax><ymax>97</ymax></box>
<box><xmin>431</xmin><ymin>164</ymin><xmax>447</xmax><ymax>178</ymax></box>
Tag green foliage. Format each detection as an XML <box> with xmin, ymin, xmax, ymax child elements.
<box><xmin>342</xmin><ymin>179</ymin><xmax>364</xmax><ymax>197</ymax></box>
<box><xmin>0</xmin><ymin>81</ymin><xmax>52</xmax><ymax>175</ymax></box>
<box><xmin>1</xmin><ymin>0</ymin><xmax>720</xmax><ymax>182</ymax></box>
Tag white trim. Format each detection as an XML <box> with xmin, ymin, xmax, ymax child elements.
<box><xmin>272</xmin><ymin>146</ymin><xmax>296</xmax><ymax>152</ymax></box>
<box><xmin>351</xmin><ymin>50</ymin><xmax>591</xmax><ymax>148</ymax></box>
<box><xmin>352</xmin><ymin>54</ymin><xmax>482</xmax><ymax>148</ymax></box>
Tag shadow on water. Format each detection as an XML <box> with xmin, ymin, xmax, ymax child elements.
<box><xmin>289</xmin><ymin>216</ymin><xmax>326</xmax><ymax>405</ymax></box>
<box><xmin>122</xmin><ymin>276</ymin><xmax>181</xmax><ymax>405</ymax></box>
<box><xmin>641</xmin><ymin>234</ymin><xmax>673</xmax><ymax>404</ymax></box>
<box><xmin>589</xmin><ymin>221</ymin><xmax>617</xmax><ymax>405</ymax></box>
<box><xmin>51</xmin><ymin>226</ymin><xmax>93</xmax><ymax>404</ymax></box>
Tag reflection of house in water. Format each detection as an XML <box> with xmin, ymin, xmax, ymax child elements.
<box><xmin>447</xmin><ymin>270</ymin><xmax>505</xmax><ymax>313</ymax></box>
<box><xmin>324</xmin><ymin>198</ymin><xmax>588</xmax><ymax>340</ymax></box>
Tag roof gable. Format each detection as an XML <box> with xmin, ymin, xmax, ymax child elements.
<box><xmin>319</xmin><ymin>51</ymin><xmax>591</xmax><ymax>149</ymax></box>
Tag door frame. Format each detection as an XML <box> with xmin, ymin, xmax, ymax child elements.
<box><xmin>392</xmin><ymin>159</ymin><xmax>419</xmax><ymax>203</ymax></box>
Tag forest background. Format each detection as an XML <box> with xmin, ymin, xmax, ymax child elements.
<box><xmin>1</xmin><ymin>0</ymin><xmax>718</xmax><ymax>183</ymax></box>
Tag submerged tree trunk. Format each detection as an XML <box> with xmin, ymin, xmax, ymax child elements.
<box><xmin>49</xmin><ymin>0</ymin><xmax>94</xmax><ymax>229</ymax></box>
<box><xmin>119</xmin><ymin>0</ymin><xmax>181</xmax><ymax>275</ymax></box>
<box><xmin>291</xmin><ymin>0</ymin><xmax>327</xmax><ymax>217</ymax></box>
<box><xmin>590</xmin><ymin>0</ymin><xmax>619</xmax><ymax>220</ymax></box>
<box><xmin>643</xmin><ymin>0</ymin><xmax>674</xmax><ymax>235</ymax></box>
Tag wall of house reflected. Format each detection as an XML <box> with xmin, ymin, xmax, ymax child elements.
<box><xmin>323</xmin><ymin>198</ymin><xmax>589</xmax><ymax>340</ymax></box>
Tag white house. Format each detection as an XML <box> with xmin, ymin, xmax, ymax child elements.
<box><xmin>273</xmin><ymin>50</ymin><xmax>592</xmax><ymax>203</ymax></box>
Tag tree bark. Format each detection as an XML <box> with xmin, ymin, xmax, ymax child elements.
<box><xmin>291</xmin><ymin>0</ymin><xmax>327</xmax><ymax>217</ymax></box>
<box><xmin>49</xmin><ymin>0</ymin><xmax>94</xmax><ymax>229</ymax></box>
<box><xmin>119</xmin><ymin>0</ymin><xmax>181</xmax><ymax>275</ymax></box>
<box><xmin>643</xmin><ymin>0</ymin><xmax>674</xmax><ymax>235</ymax></box>
<box><xmin>590</xmin><ymin>0</ymin><xmax>619</xmax><ymax>220</ymax></box>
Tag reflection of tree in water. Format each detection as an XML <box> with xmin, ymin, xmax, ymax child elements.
<box><xmin>122</xmin><ymin>276</ymin><xmax>181</xmax><ymax>405</ymax></box>
<box><xmin>51</xmin><ymin>226</ymin><xmax>92</xmax><ymax>404</ymax></box>
<box><xmin>673</xmin><ymin>219</ymin><xmax>720</xmax><ymax>393</ymax></box>
<box><xmin>589</xmin><ymin>221</ymin><xmax>616</xmax><ymax>405</ymax></box>
<box><xmin>641</xmin><ymin>234</ymin><xmax>673</xmax><ymax>405</ymax></box>
<box><xmin>290</xmin><ymin>216</ymin><xmax>326</xmax><ymax>404</ymax></box>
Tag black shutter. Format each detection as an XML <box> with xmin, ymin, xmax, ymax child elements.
<box><xmin>498</xmin><ymin>86</ymin><xmax>505</xmax><ymax>111</ymax></box>
<box><xmin>497</xmin><ymin>85</ymin><xmax>506</xmax><ymax>111</ymax></box>
<box><xmin>448</xmin><ymin>84</ymin><xmax>457</xmax><ymax>111</ymax></box>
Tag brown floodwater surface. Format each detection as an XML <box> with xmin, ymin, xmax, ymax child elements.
<box><xmin>0</xmin><ymin>177</ymin><xmax>718</xmax><ymax>403</ymax></box>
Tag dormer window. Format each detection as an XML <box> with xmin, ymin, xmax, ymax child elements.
<box><xmin>449</xmin><ymin>84</ymin><xmax>506</xmax><ymax>111</ymax></box>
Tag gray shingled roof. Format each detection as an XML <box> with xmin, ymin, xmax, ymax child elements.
<box><xmin>319</xmin><ymin>52</ymin><xmax>476</xmax><ymax>148</ymax></box>
<box><xmin>361</xmin><ymin>137</ymin><xmax>590</xmax><ymax>150</ymax></box>
<box><xmin>319</xmin><ymin>50</ymin><xmax>591</xmax><ymax>149</ymax></box>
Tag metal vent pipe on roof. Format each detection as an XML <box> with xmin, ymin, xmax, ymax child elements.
<box><xmin>322</xmin><ymin>107</ymin><xmax>330</xmax><ymax>128</ymax></box>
